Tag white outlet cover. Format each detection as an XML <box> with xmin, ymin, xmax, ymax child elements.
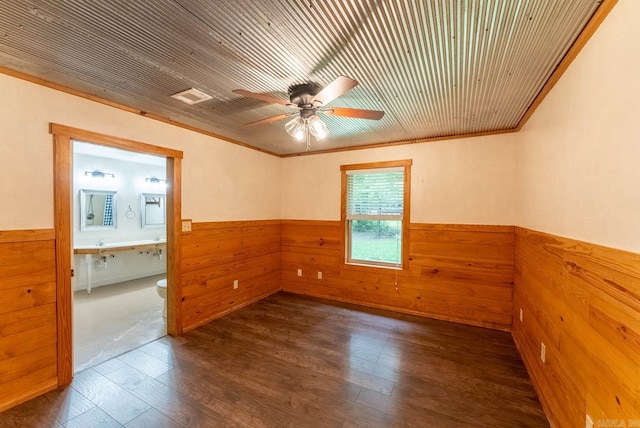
<box><xmin>540</xmin><ymin>343</ymin><xmax>546</xmax><ymax>363</ymax></box>
<box><xmin>297</xmin><ymin>269</ymin><xmax>302</xmax><ymax>277</ymax></box>
<box><xmin>317</xmin><ymin>271</ymin><xmax>322</xmax><ymax>279</ymax></box>
<box><xmin>233</xmin><ymin>279</ymin><xmax>238</xmax><ymax>289</ymax></box>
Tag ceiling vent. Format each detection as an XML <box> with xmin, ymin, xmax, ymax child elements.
<box><xmin>171</xmin><ymin>88</ymin><xmax>212</xmax><ymax>105</ymax></box>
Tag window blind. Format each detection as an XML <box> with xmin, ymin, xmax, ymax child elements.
<box><xmin>346</xmin><ymin>169</ymin><xmax>404</xmax><ymax>220</ymax></box>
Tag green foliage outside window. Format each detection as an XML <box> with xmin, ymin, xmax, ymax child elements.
<box><xmin>350</xmin><ymin>220</ymin><xmax>401</xmax><ymax>264</ymax></box>
<box><xmin>351</xmin><ymin>219</ymin><xmax>398</xmax><ymax>237</ymax></box>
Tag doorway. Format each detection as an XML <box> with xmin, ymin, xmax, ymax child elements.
<box><xmin>72</xmin><ymin>140</ymin><xmax>168</xmax><ymax>371</ymax></box>
<box><xmin>52</xmin><ymin>124</ymin><xmax>183</xmax><ymax>385</ymax></box>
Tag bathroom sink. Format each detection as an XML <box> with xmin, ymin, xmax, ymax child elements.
<box><xmin>74</xmin><ymin>239</ymin><xmax>166</xmax><ymax>254</ymax></box>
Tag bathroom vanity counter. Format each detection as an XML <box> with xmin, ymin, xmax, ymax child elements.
<box><xmin>74</xmin><ymin>239</ymin><xmax>166</xmax><ymax>294</ymax></box>
<box><xmin>74</xmin><ymin>239</ymin><xmax>166</xmax><ymax>254</ymax></box>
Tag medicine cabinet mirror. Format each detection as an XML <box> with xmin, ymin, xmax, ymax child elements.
<box><xmin>80</xmin><ymin>189</ymin><xmax>118</xmax><ymax>231</ymax></box>
<box><xmin>141</xmin><ymin>193</ymin><xmax>166</xmax><ymax>228</ymax></box>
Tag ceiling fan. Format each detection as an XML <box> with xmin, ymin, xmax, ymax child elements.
<box><xmin>233</xmin><ymin>76</ymin><xmax>385</xmax><ymax>150</ymax></box>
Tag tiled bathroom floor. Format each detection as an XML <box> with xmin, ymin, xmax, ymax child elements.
<box><xmin>74</xmin><ymin>274</ymin><xmax>167</xmax><ymax>372</ymax></box>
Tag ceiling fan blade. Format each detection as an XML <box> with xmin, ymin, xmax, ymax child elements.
<box><xmin>245</xmin><ymin>113</ymin><xmax>292</xmax><ymax>126</ymax></box>
<box><xmin>232</xmin><ymin>89</ymin><xmax>291</xmax><ymax>106</ymax></box>
<box><xmin>311</xmin><ymin>76</ymin><xmax>358</xmax><ymax>106</ymax></box>
<box><xmin>323</xmin><ymin>107</ymin><xmax>385</xmax><ymax>120</ymax></box>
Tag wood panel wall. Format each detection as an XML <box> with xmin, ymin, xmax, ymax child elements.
<box><xmin>512</xmin><ymin>228</ymin><xmax>640</xmax><ymax>427</ymax></box>
<box><xmin>0</xmin><ymin>230</ymin><xmax>58</xmax><ymax>412</ymax></box>
<box><xmin>11</xmin><ymin>220</ymin><xmax>637</xmax><ymax>426</ymax></box>
<box><xmin>281</xmin><ymin>221</ymin><xmax>515</xmax><ymax>331</ymax></box>
<box><xmin>180</xmin><ymin>220</ymin><xmax>281</xmax><ymax>332</ymax></box>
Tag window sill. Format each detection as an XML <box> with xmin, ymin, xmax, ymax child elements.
<box><xmin>342</xmin><ymin>262</ymin><xmax>410</xmax><ymax>276</ymax></box>
<box><xmin>346</xmin><ymin>260</ymin><xmax>400</xmax><ymax>270</ymax></box>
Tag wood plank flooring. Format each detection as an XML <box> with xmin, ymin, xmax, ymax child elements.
<box><xmin>0</xmin><ymin>292</ymin><xmax>549</xmax><ymax>427</ymax></box>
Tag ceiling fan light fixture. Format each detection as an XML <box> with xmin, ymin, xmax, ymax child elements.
<box><xmin>293</xmin><ymin>129</ymin><xmax>306</xmax><ymax>142</ymax></box>
<box><xmin>285</xmin><ymin>117</ymin><xmax>307</xmax><ymax>142</ymax></box>
<box><xmin>308</xmin><ymin>115</ymin><xmax>328</xmax><ymax>140</ymax></box>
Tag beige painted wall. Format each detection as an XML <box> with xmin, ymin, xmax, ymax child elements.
<box><xmin>0</xmin><ymin>73</ymin><xmax>281</xmax><ymax>230</ymax></box>
<box><xmin>2</xmin><ymin>0</ymin><xmax>636</xmax><ymax>248</ymax></box>
<box><xmin>516</xmin><ymin>0</ymin><xmax>640</xmax><ymax>253</ymax></box>
<box><xmin>280</xmin><ymin>134</ymin><xmax>518</xmax><ymax>224</ymax></box>
<box><xmin>1</xmin><ymin>71</ymin><xmax>518</xmax><ymax>230</ymax></box>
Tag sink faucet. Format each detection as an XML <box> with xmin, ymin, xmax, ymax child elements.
<box><xmin>97</xmin><ymin>239</ymin><xmax>105</xmax><ymax>246</ymax></box>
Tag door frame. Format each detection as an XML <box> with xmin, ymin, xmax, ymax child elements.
<box><xmin>51</xmin><ymin>123</ymin><xmax>184</xmax><ymax>386</ymax></box>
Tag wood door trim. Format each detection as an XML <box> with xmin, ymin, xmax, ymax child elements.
<box><xmin>51</xmin><ymin>123</ymin><xmax>183</xmax><ymax>387</ymax></box>
<box><xmin>50</xmin><ymin>124</ymin><xmax>184</xmax><ymax>159</ymax></box>
<box><xmin>53</xmin><ymin>133</ymin><xmax>73</xmax><ymax>386</ymax></box>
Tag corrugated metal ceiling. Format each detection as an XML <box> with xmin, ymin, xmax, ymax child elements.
<box><xmin>0</xmin><ymin>0</ymin><xmax>607</xmax><ymax>155</ymax></box>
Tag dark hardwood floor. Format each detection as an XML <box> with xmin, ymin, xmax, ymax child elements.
<box><xmin>1</xmin><ymin>292</ymin><xmax>549</xmax><ymax>427</ymax></box>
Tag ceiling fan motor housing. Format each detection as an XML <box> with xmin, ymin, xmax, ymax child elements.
<box><xmin>288</xmin><ymin>82</ymin><xmax>321</xmax><ymax>108</ymax></box>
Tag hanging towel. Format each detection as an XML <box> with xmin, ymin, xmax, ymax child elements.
<box><xmin>103</xmin><ymin>194</ymin><xmax>114</xmax><ymax>226</ymax></box>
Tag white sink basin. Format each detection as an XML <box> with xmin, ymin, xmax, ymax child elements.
<box><xmin>74</xmin><ymin>239</ymin><xmax>166</xmax><ymax>250</ymax></box>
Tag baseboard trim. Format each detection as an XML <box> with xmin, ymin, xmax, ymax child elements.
<box><xmin>283</xmin><ymin>289</ymin><xmax>512</xmax><ymax>332</ymax></box>
<box><xmin>0</xmin><ymin>379</ymin><xmax>57</xmax><ymax>413</ymax></box>
<box><xmin>181</xmin><ymin>289</ymin><xmax>280</xmax><ymax>333</ymax></box>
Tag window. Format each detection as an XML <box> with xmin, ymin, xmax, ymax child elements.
<box><xmin>341</xmin><ymin>160</ymin><xmax>412</xmax><ymax>269</ymax></box>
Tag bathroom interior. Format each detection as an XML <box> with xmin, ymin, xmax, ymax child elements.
<box><xmin>72</xmin><ymin>140</ymin><xmax>168</xmax><ymax>372</ymax></box>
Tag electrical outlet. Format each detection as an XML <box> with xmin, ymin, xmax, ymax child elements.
<box><xmin>181</xmin><ymin>220</ymin><xmax>192</xmax><ymax>232</ymax></box>
<box><xmin>540</xmin><ymin>343</ymin><xmax>546</xmax><ymax>363</ymax></box>
<box><xmin>317</xmin><ymin>271</ymin><xmax>322</xmax><ymax>279</ymax></box>
<box><xmin>233</xmin><ymin>279</ymin><xmax>238</xmax><ymax>290</ymax></box>
<box><xmin>519</xmin><ymin>308</ymin><xmax>523</xmax><ymax>322</ymax></box>
<box><xmin>585</xmin><ymin>414</ymin><xmax>593</xmax><ymax>428</ymax></box>
<box><xmin>297</xmin><ymin>269</ymin><xmax>302</xmax><ymax>277</ymax></box>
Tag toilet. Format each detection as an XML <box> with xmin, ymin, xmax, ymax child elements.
<box><xmin>156</xmin><ymin>278</ymin><xmax>167</xmax><ymax>318</ymax></box>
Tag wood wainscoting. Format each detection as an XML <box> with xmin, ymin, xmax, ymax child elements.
<box><xmin>512</xmin><ymin>228</ymin><xmax>640</xmax><ymax>427</ymax></box>
<box><xmin>281</xmin><ymin>221</ymin><xmax>515</xmax><ymax>331</ymax></box>
<box><xmin>180</xmin><ymin>220</ymin><xmax>281</xmax><ymax>332</ymax></box>
<box><xmin>0</xmin><ymin>229</ymin><xmax>58</xmax><ymax>412</ymax></box>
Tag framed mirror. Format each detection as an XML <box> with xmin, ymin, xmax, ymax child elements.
<box><xmin>141</xmin><ymin>193</ymin><xmax>166</xmax><ymax>228</ymax></box>
<box><xmin>80</xmin><ymin>189</ymin><xmax>118</xmax><ymax>231</ymax></box>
